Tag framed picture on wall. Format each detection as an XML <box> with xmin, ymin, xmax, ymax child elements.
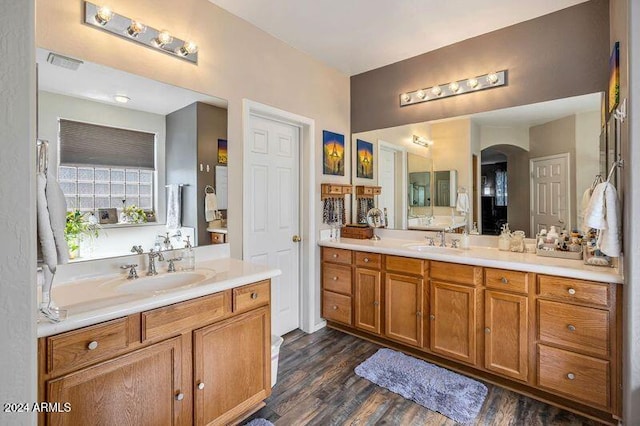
<box><xmin>356</xmin><ymin>139</ymin><xmax>374</xmax><ymax>179</ymax></box>
<box><xmin>322</xmin><ymin>130</ymin><xmax>345</xmax><ymax>176</ymax></box>
<box><xmin>217</xmin><ymin>139</ymin><xmax>227</xmax><ymax>165</ymax></box>
<box><xmin>608</xmin><ymin>41</ymin><xmax>620</xmax><ymax>114</ymax></box>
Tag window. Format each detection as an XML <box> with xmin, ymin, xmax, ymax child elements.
<box><xmin>57</xmin><ymin>119</ymin><xmax>156</xmax><ymax>214</ymax></box>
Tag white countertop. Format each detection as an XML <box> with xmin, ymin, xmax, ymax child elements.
<box><xmin>319</xmin><ymin>237</ymin><xmax>623</xmax><ymax>284</ymax></box>
<box><xmin>38</xmin><ymin>257</ymin><xmax>281</xmax><ymax>338</ymax></box>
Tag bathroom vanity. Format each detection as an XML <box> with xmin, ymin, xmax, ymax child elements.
<box><xmin>319</xmin><ymin>237</ymin><xmax>622</xmax><ymax>425</ymax></box>
<box><xmin>37</xmin><ymin>257</ymin><xmax>279</xmax><ymax>426</ymax></box>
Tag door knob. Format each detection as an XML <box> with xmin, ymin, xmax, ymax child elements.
<box><xmin>292</xmin><ymin>235</ymin><xmax>301</xmax><ymax>243</ymax></box>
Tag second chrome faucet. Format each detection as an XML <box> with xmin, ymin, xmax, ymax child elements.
<box><xmin>147</xmin><ymin>249</ymin><xmax>164</xmax><ymax>275</ymax></box>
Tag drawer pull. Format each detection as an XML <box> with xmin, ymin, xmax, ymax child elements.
<box><xmin>485</xmin><ymin>327</ymin><xmax>491</xmax><ymax>334</ymax></box>
<box><xmin>332</xmin><ymin>276</ymin><xmax>338</xmax><ymax>281</ymax></box>
<box><xmin>332</xmin><ymin>305</ymin><xmax>338</xmax><ymax>310</ymax></box>
<box><xmin>567</xmin><ymin>324</ymin><xmax>576</xmax><ymax>332</ymax></box>
<box><xmin>364</xmin><ymin>257</ymin><xmax>370</xmax><ymax>263</ymax></box>
<box><xmin>251</xmin><ymin>292</ymin><xmax>258</xmax><ymax>300</ymax></box>
<box><xmin>197</xmin><ymin>382</ymin><xmax>205</xmax><ymax>390</ymax></box>
<box><xmin>332</xmin><ymin>254</ymin><xmax>338</xmax><ymax>258</ymax></box>
<box><xmin>87</xmin><ymin>341</ymin><xmax>99</xmax><ymax>350</ymax></box>
<box><xmin>429</xmin><ymin>314</ymin><xmax>435</xmax><ymax>320</ymax></box>
<box><xmin>568</xmin><ymin>288</ymin><xmax>576</xmax><ymax>295</ymax></box>
<box><xmin>175</xmin><ymin>393</ymin><xmax>184</xmax><ymax>401</ymax></box>
<box><xmin>567</xmin><ymin>373</ymin><xmax>576</xmax><ymax>380</ymax></box>
<box><xmin>500</xmin><ymin>277</ymin><xmax>508</xmax><ymax>284</ymax></box>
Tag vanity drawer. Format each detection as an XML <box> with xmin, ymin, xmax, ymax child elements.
<box><xmin>322</xmin><ymin>263</ymin><xmax>352</xmax><ymax>295</ymax></box>
<box><xmin>537</xmin><ymin>344</ymin><xmax>609</xmax><ymax>409</ymax></box>
<box><xmin>210</xmin><ymin>232</ymin><xmax>226</xmax><ymax>244</ymax></box>
<box><xmin>485</xmin><ymin>268</ymin><xmax>528</xmax><ymax>294</ymax></box>
<box><xmin>322</xmin><ymin>291</ymin><xmax>352</xmax><ymax>325</ymax></box>
<box><xmin>47</xmin><ymin>316</ymin><xmax>136</xmax><ymax>374</ymax></box>
<box><xmin>431</xmin><ymin>261</ymin><xmax>480</xmax><ymax>286</ymax></box>
<box><xmin>538</xmin><ymin>275</ymin><xmax>610</xmax><ymax>307</ymax></box>
<box><xmin>355</xmin><ymin>251</ymin><xmax>381</xmax><ymax>269</ymax></box>
<box><xmin>233</xmin><ymin>280</ymin><xmax>270</xmax><ymax>313</ymax></box>
<box><xmin>385</xmin><ymin>255</ymin><xmax>425</xmax><ymax>276</ymax></box>
<box><xmin>538</xmin><ymin>300</ymin><xmax>609</xmax><ymax>358</ymax></box>
<box><xmin>142</xmin><ymin>291</ymin><xmax>230</xmax><ymax>342</ymax></box>
<box><xmin>322</xmin><ymin>247</ymin><xmax>353</xmax><ymax>265</ymax></box>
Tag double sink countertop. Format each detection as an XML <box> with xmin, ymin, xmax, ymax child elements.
<box><xmin>39</xmin><ymin>256</ymin><xmax>281</xmax><ymax>338</ymax></box>
<box><xmin>318</xmin><ymin>236</ymin><xmax>623</xmax><ymax>285</ymax></box>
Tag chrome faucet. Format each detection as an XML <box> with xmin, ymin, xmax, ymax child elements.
<box><xmin>165</xmin><ymin>257</ymin><xmax>182</xmax><ymax>273</ymax></box>
<box><xmin>425</xmin><ymin>236</ymin><xmax>435</xmax><ymax>246</ymax></box>
<box><xmin>437</xmin><ymin>230</ymin><xmax>447</xmax><ymax>247</ymax></box>
<box><xmin>147</xmin><ymin>249</ymin><xmax>164</xmax><ymax>276</ymax></box>
<box><xmin>157</xmin><ymin>231</ymin><xmax>182</xmax><ymax>251</ymax></box>
<box><xmin>131</xmin><ymin>245</ymin><xmax>143</xmax><ymax>254</ymax></box>
<box><xmin>121</xmin><ymin>264</ymin><xmax>139</xmax><ymax>279</ymax></box>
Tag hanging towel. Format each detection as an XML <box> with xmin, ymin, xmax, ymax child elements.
<box><xmin>37</xmin><ymin>173</ymin><xmax>58</xmax><ymax>274</ymax></box>
<box><xmin>46</xmin><ymin>172</ymin><xmax>69</xmax><ymax>264</ymax></box>
<box><xmin>166</xmin><ymin>185</ymin><xmax>182</xmax><ymax>230</ymax></box>
<box><xmin>584</xmin><ymin>182</ymin><xmax>620</xmax><ymax>257</ymax></box>
<box><xmin>205</xmin><ymin>192</ymin><xmax>218</xmax><ymax>222</ymax></box>
<box><xmin>578</xmin><ymin>187</ymin><xmax>592</xmax><ymax>231</ymax></box>
<box><xmin>456</xmin><ymin>192</ymin><xmax>470</xmax><ymax>214</ymax></box>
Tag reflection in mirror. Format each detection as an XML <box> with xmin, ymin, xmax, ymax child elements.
<box><xmin>37</xmin><ymin>48</ymin><xmax>228</xmax><ymax>261</ymax></box>
<box><xmin>408</xmin><ymin>172</ymin><xmax>430</xmax><ymax>207</ymax></box>
<box><xmin>352</xmin><ymin>92</ymin><xmax>602</xmax><ymax>236</ymax></box>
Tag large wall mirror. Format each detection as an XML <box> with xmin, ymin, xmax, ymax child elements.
<box><xmin>351</xmin><ymin>92</ymin><xmax>603</xmax><ymax>237</ymax></box>
<box><xmin>37</xmin><ymin>48</ymin><xmax>228</xmax><ymax>261</ymax></box>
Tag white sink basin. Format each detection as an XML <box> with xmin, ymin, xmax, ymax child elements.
<box><xmin>403</xmin><ymin>244</ymin><xmax>463</xmax><ymax>255</ymax></box>
<box><xmin>114</xmin><ymin>269</ymin><xmax>215</xmax><ymax>294</ymax></box>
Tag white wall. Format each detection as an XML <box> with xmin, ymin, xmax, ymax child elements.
<box><xmin>480</xmin><ymin>125</ymin><xmax>530</xmax><ymax>151</ymax></box>
<box><xmin>0</xmin><ymin>1</ymin><xmax>37</xmax><ymax>425</ymax></box>
<box><xmin>574</xmin><ymin>111</ymin><xmax>601</xmax><ymax>230</ymax></box>
<box><xmin>38</xmin><ymin>91</ymin><xmax>167</xmax><ymax>224</ymax></box>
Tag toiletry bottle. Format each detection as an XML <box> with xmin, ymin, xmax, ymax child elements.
<box><xmin>498</xmin><ymin>224</ymin><xmax>511</xmax><ymax>251</ymax></box>
<box><xmin>182</xmin><ymin>236</ymin><xmax>195</xmax><ymax>271</ymax></box>
<box><xmin>460</xmin><ymin>230</ymin><xmax>470</xmax><ymax>250</ymax></box>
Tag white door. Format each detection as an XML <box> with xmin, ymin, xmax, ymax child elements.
<box><xmin>378</xmin><ymin>146</ymin><xmax>396</xmax><ymax>227</ymax></box>
<box><xmin>530</xmin><ymin>154</ymin><xmax>570</xmax><ymax>235</ymax></box>
<box><xmin>246</xmin><ymin>114</ymin><xmax>300</xmax><ymax>336</ymax></box>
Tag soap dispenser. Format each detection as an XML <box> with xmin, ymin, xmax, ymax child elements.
<box><xmin>182</xmin><ymin>236</ymin><xmax>195</xmax><ymax>271</ymax></box>
<box><xmin>498</xmin><ymin>223</ymin><xmax>511</xmax><ymax>251</ymax></box>
<box><xmin>460</xmin><ymin>230</ymin><xmax>470</xmax><ymax>250</ymax></box>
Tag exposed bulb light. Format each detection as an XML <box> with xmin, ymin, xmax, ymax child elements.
<box><xmin>95</xmin><ymin>5</ymin><xmax>113</xmax><ymax>25</ymax></box>
<box><xmin>467</xmin><ymin>78</ymin><xmax>479</xmax><ymax>89</ymax></box>
<box><xmin>177</xmin><ymin>40</ymin><xmax>198</xmax><ymax>56</ymax></box>
<box><xmin>413</xmin><ymin>135</ymin><xmax>433</xmax><ymax>147</ymax></box>
<box><xmin>431</xmin><ymin>85</ymin><xmax>442</xmax><ymax>97</ymax></box>
<box><xmin>126</xmin><ymin>20</ymin><xmax>147</xmax><ymax>38</ymax></box>
<box><xmin>113</xmin><ymin>95</ymin><xmax>130</xmax><ymax>104</ymax></box>
<box><xmin>416</xmin><ymin>89</ymin><xmax>426</xmax><ymax>100</ymax></box>
<box><xmin>154</xmin><ymin>30</ymin><xmax>173</xmax><ymax>47</ymax></box>
<box><xmin>401</xmin><ymin>93</ymin><xmax>411</xmax><ymax>103</ymax></box>
<box><xmin>448</xmin><ymin>81</ymin><xmax>460</xmax><ymax>93</ymax></box>
<box><xmin>487</xmin><ymin>72</ymin><xmax>499</xmax><ymax>84</ymax></box>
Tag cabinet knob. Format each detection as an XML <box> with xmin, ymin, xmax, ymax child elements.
<box><xmin>568</xmin><ymin>288</ymin><xmax>576</xmax><ymax>295</ymax></box>
<box><xmin>364</xmin><ymin>258</ymin><xmax>369</xmax><ymax>263</ymax></box>
<box><xmin>567</xmin><ymin>373</ymin><xmax>576</xmax><ymax>380</ymax></box>
<box><xmin>485</xmin><ymin>327</ymin><xmax>491</xmax><ymax>334</ymax></box>
<box><xmin>500</xmin><ymin>277</ymin><xmax>508</xmax><ymax>284</ymax></box>
<box><xmin>197</xmin><ymin>382</ymin><xmax>205</xmax><ymax>390</ymax></box>
<box><xmin>567</xmin><ymin>324</ymin><xmax>576</xmax><ymax>332</ymax></box>
<box><xmin>429</xmin><ymin>314</ymin><xmax>435</xmax><ymax>320</ymax></box>
<box><xmin>332</xmin><ymin>305</ymin><xmax>338</xmax><ymax>310</ymax></box>
<box><xmin>87</xmin><ymin>341</ymin><xmax>99</xmax><ymax>350</ymax></box>
<box><xmin>175</xmin><ymin>393</ymin><xmax>184</xmax><ymax>401</ymax></box>
<box><xmin>373</xmin><ymin>301</ymin><xmax>379</xmax><ymax>307</ymax></box>
<box><xmin>251</xmin><ymin>292</ymin><xmax>258</xmax><ymax>300</ymax></box>
<box><xmin>332</xmin><ymin>254</ymin><xmax>338</xmax><ymax>258</ymax></box>
<box><xmin>332</xmin><ymin>276</ymin><xmax>338</xmax><ymax>281</ymax></box>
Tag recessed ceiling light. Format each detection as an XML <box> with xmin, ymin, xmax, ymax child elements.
<box><xmin>113</xmin><ymin>95</ymin><xmax>131</xmax><ymax>104</ymax></box>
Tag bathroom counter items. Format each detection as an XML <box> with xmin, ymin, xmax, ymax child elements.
<box><xmin>38</xmin><ymin>257</ymin><xmax>281</xmax><ymax>338</ymax></box>
<box><xmin>318</xmin><ymin>236</ymin><xmax>622</xmax><ymax>284</ymax></box>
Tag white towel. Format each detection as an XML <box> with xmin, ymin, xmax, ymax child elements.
<box><xmin>584</xmin><ymin>182</ymin><xmax>620</xmax><ymax>257</ymax></box>
<box><xmin>37</xmin><ymin>173</ymin><xmax>58</xmax><ymax>274</ymax></box>
<box><xmin>456</xmin><ymin>192</ymin><xmax>470</xmax><ymax>214</ymax></box>
<box><xmin>166</xmin><ymin>185</ymin><xmax>182</xmax><ymax>230</ymax></box>
<box><xmin>46</xmin><ymin>172</ymin><xmax>69</xmax><ymax>265</ymax></box>
<box><xmin>205</xmin><ymin>192</ymin><xmax>218</xmax><ymax>222</ymax></box>
<box><xmin>578</xmin><ymin>188</ymin><xmax>592</xmax><ymax>231</ymax></box>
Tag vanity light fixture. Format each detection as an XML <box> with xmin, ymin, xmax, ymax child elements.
<box><xmin>400</xmin><ymin>70</ymin><xmax>507</xmax><ymax>106</ymax></box>
<box><xmin>83</xmin><ymin>2</ymin><xmax>199</xmax><ymax>64</ymax></box>
<box><xmin>413</xmin><ymin>135</ymin><xmax>433</xmax><ymax>148</ymax></box>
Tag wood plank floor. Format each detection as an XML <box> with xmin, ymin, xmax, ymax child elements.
<box><xmin>247</xmin><ymin>328</ymin><xmax>598</xmax><ymax>426</ymax></box>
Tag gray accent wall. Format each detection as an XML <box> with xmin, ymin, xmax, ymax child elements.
<box><xmin>351</xmin><ymin>0</ymin><xmax>610</xmax><ymax>133</ymax></box>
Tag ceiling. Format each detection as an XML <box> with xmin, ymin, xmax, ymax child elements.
<box><xmin>207</xmin><ymin>0</ymin><xmax>588</xmax><ymax>75</ymax></box>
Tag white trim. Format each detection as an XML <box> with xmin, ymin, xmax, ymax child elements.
<box><xmin>242</xmin><ymin>99</ymin><xmax>316</xmax><ymax>334</ymax></box>
<box><xmin>529</xmin><ymin>153</ymin><xmax>571</xmax><ymax>235</ymax></box>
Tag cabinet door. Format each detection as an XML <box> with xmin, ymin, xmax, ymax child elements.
<box><xmin>485</xmin><ymin>290</ymin><xmax>529</xmax><ymax>381</ymax></box>
<box><xmin>193</xmin><ymin>306</ymin><xmax>270</xmax><ymax>426</ymax></box>
<box><xmin>355</xmin><ymin>267</ymin><xmax>381</xmax><ymax>334</ymax></box>
<box><xmin>430</xmin><ymin>281</ymin><xmax>476</xmax><ymax>365</ymax></box>
<box><xmin>47</xmin><ymin>336</ymin><xmax>186</xmax><ymax>426</ymax></box>
<box><xmin>385</xmin><ymin>273</ymin><xmax>423</xmax><ymax>347</ymax></box>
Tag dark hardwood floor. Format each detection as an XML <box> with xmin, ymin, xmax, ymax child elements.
<box><xmin>247</xmin><ymin>328</ymin><xmax>598</xmax><ymax>426</ymax></box>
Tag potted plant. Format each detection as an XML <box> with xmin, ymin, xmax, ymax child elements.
<box><xmin>121</xmin><ymin>204</ymin><xmax>148</xmax><ymax>224</ymax></box>
<box><xmin>65</xmin><ymin>210</ymin><xmax>101</xmax><ymax>259</ymax></box>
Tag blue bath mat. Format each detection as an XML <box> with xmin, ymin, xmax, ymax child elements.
<box><xmin>244</xmin><ymin>419</ymin><xmax>274</xmax><ymax>426</ymax></box>
<box><xmin>355</xmin><ymin>348</ymin><xmax>488</xmax><ymax>424</ymax></box>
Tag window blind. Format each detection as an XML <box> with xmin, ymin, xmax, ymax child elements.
<box><xmin>59</xmin><ymin>119</ymin><xmax>155</xmax><ymax>169</ymax></box>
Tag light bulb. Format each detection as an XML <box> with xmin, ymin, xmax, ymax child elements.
<box><xmin>401</xmin><ymin>93</ymin><xmax>411</xmax><ymax>103</ymax></box>
<box><xmin>467</xmin><ymin>78</ymin><xmax>479</xmax><ymax>89</ymax></box>
<box><xmin>416</xmin><ymin>89</ymin><xmax>426</xmax><ymax>100</ymax></box>
<box><xmin>177</xmin><ymin>40</ymin><xmax>198</xmax><ymax>56</ymax></box>
<box><xmin>431</xmin><ymin>85</ymin><xmax>442</xmax><ymax>97</ymax></box>
<box><xmin>487</xmin><ymin>72</ymin><xmax>499</xmax><ymax>84</ymax></box>
<box><xmin>126</xmin><ymin>20</ymin><xmax>146</xmax><ymax>38</ymax></box>
<box><xmin>154</xmin><ymin>30</ymin><xmax>173</xmax><ymax>47</ymax></box>
<box><xmin>95</xmin><ymin>5</ymin><xmax>114</xmax><ymax>25</ymax></box>
<box><xmin>448</xmin><ymin>81</ymin><xmax>460</xmax><ymax>93</ymax></box>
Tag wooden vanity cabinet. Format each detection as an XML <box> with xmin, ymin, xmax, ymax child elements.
<box><xmin>38</xmin><ymin>280</ymin><xmax>272</xmax><ymax>426</ymax></box>
<box><xmin>354</xmin><ymin>252</ymin><xmax>382</xmax><ymax>335</ymax></box>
